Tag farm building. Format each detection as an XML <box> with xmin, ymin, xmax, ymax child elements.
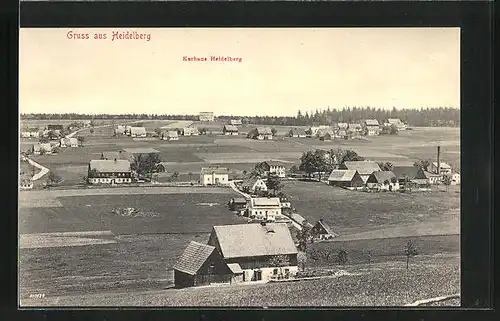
<box><xmin>248</xmin><ymin>127</ymin><xmax>273</xmax><ymax>140</ymax></box>
<box><xmin>207</xmin><ymin>223</ymin><xmax>299</xmax><ymax>282</ymax></box>
<box><xmin>336</xmin><ymin>128</ymin><xmax>349</xmax><ymax>140</ymax></box>
<box><xmin>366</xmin><ymin>171</ymin><xmax>399</xmax><ymax>191</ymax></box>
<box><xmin>200</xmin><ymin>167</ymin><xmax>230</xmax><ymax>186</ymax></box>
<box><xmin>87</xmin><ymin>159</ymin><xmax>132</xmax><ymax>184</ymax></box>
<box><xmin>228</xmin><ymin>198</ymin><xmax>247</xmax><ymax>212</ymax></box>
<box><xmin>337</xmin><ymin>123</ymin><xmax>349</xmax><ymax>129</ymax></box>
<box><xmin>429</xmin><ymin>162</ymin><xmax>452</xmax><ymax>175</ymax></box>
<box><xmin>60</xmin><ymin>137</ymin><xmax>78</xmax><ymax>148</ymax></box>
<box><xmin>451</xmin><ymin>173</ymin><xmax>460</xmax><ymax>185</ymax></box>
<box><xmin>261</xmin><ymin>161</ymin><xmax>287</xmax><ymax>178</ymax></box>
<box><xmin>290</xmin><ymin>213</ymin><xmax>313</xmax><ymax>228</ymax></box>
<box><xmin>392</xmin><ymin>166</ymin><xmax>427</xmax><ymax>187</ymax></box>
<box><xmin>311</xmin><ymin>219</ymin><xmax>339</xmax><ymax>240</ymax></box>
<box><xmin>327</xmin><ymin>170</ymin><xmax>364</xmax><ymax>189</ymax></box>
<box><xmin>246</xmin><ymin>197</ymin><xmax>281</xmax><ymax>221</ymax></box>
<box><xmin>100</xmin><ymin>151</ymin><xmax>121</xmax><ymax>161</ymax></box>
<box><xmin>306</xmin><ymin>125</ymin><xmax>330</xmax><ymax>138</ymax></box>
<box><xmin>129</xmin><ymin>127</ymin><xmax>147</xmax><ymax>138</ymax></box>
<box><xmin>20</xmin><ymin>175</ymin><xmax>34</xmax><ymax>190</ymax></box>
<box><xmin>423</xmin><ymin>171</ymin><xmax>441</xmax><ymax>185</ymax></box>
<box><xmin>230</xmin><ymin>119</ymin><xmax>242</xmax><ymax>126</ymax></box>
<box><xmin>199</xmin><ymin>112</ymin><xmax>215</xmax><ymax>122</ymax></box>
<box><xmin>338</xmin><ymin>161</ymin><xmax>382</xmax><ymax>183</ymax></box>
<box><xmin>162</xmin><ymin>130</ymin><xmax>179</xmax><ymax>141</ymax></box>
<box><xmin>173</xmin><ymin>241</ymin><xmax>234</xmax><ymax>288</ymax></box>
<box><xmin>47</xmin><ymin>124</ymin><xmax>64</xmax><ymax>131</ymax></box>
<box><xmin>348</xmin><ymin>123</ymin><xmax>363</xmax><ymax>137</ymax></box>
<box><xmin>241</xmin><ymin>177</ymin><xmax>268</xmax><ymax>194</ymax></box>
<box><xmin>318</xmin><ymin>131</ymin><xmax>332</xmax><ymax>141</ymax></box>
<box><xmin>32</xmin><ymin>143</ymin><xmax>52</xmax><ymax>155</ymax></box>
<box><xmin>363</xmin><ymin>119</ymin><xmax>380</xmax><ymax>136</ymax></box>
<box><xmin>387</xmin><ymin>118</ymin><xmax>407</xmax><ymax>131</ymax></box>
<box><xmin>115</xmin><ymin>125</ymin><xmax>125</xmax><ymax>135</ymax></box>
<box><xmin>121</xmin><ymin>148</ymin><xmax>161</xmax><ymax>163</ymax></box>
<box><xmin>222</xmin><ymin>125</ymin><xmax>239</xmax><ymax>136</ymax></box>
<box><xmin>21</xmin><ymin>128</ymin><xmax>40</xmax><ymax>138</ymax></box>
<box><xmin>182</xmin><ymin>127</ymin><xmax>200</xmax><ymax>136</ymax></box>
<box><xmin>288</xmin><ymin>128</ymin><xmax>307</xmax><ymax>138</ymax></box>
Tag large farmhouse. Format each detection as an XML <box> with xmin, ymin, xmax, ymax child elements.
<box><xmin>121</xmin><ymin>148</ymin><xmax>161</xmax><ymax>163</ymax></box>
<box><xmin>363</xmin><ymin>119</ymin><xmax>380</xmax><ymax>136</ymax></box>
<box><xmin>327</xmin><ymin>170</ymin><xmax>364</xmax><ymax>189</ymax></box>
<box><xmin>87</xmin><ymin>159</ymin><xmax>132</xmax><ymax>184</ymax></box>
<box><xmin>249</xmin><ymin>127</ymin><xmax>273</xmax><ymax>140</ymax></box>
<box><xmin>288</xmin><ymin>128</ymin><xmax>307</xmax><ymax>138</ymax></box>
<box><xmin>261</xmin><ymin>161</ymin><xmax>287</xmax><ymax>178</ymax></box>
<box><xmin>129</xmin><ymin>127</ymin><xmax>147</xmax><ymax>138</ymax></box>
<box><xmin>182</xmin><ymin>127</ymin><xmax>200</xmax><ymax>136</ymax></box>
<box><xmin>391</xmin><ymin>166</ymin><xmax>427</xmax><ymax>188</ymax></box>
<box><xmin>387</xmin><ymin>118</ymin><xmax>407</xmax><ymax>131</ymax></box>
<box><xmin>199</xmin><ymin>112</ymin><xmax>215</xmax><ymax>122</ymax></box>
<box><xmin>338</xmin><ymin>161</ymin><xmax>381</xmax><ymax>183</ymax></box>
<box><xmin>247</xmin><ymin>197</ymin><xmax>281</xmax><ymax>221</ymax></box>
<box><xmin>366</xmin><ymin>171</ymin><xmax>399</xmax><ymax>191</ymax></box>
<box><xmin>429</xmin><ymin>162</ymin><xmax>452</xmax><ymax>175</ymax></box>
<box><xmin>162</xmin><ymin>130</ymin><xmax>179</xmax><ymax>141</ymax></box>
<box><xmin>223</xmin><ymin>125</ymin><xmax>239</xmax><ymax>136</ymax></box>
<box><xmin>174</xmin><ymin>223</ymin><xmax>299</xmax><ymax>288</ymax></box>
<box><xmin>200</xmin><ymin>167</ymin><xmax>230</xmax><ymax>186</ymax></box>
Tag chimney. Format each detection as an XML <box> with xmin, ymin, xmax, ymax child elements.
<box><xmin>437</xmin><ymin>146</ymin><xmax>441</xmax><ymax>176</ymax></box>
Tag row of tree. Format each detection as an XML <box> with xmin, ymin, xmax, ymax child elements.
<box><xmin>21</xmin><ymin>107</ymin><xmax>459</xmax><ymax>127</ymax></box>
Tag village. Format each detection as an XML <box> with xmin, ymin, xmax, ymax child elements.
<box><xmin>19</xmin><ymin>111</ymin><xmax>460</xmax><ymax>300</ymax></box>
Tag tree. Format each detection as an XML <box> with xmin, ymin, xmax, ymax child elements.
<box><xmin>383</xmin><ymin>179</ymin><xmax>390</xmax><ymax>187</ymax></box>
<box><xmin>377</xmin><ymin>162</ymin><xmax>394</xmax><ymax>171</ymax></box>
<box><xmin>266</xmin><ymin>174</ymin><xmax>283</xmax><ymax>196</ymax></box>
<box><xmin>39</xmin><ymin>137</ymin><xmax>49</xmax><ymax>144</ymax></box>
<box><xmin>250</xmin><ymin>162</ymin><xmax>268</xmax><ymax>178</ymax></box>
<box><xmin>199</xmin><ymin>128</ymin><xmax>208</xmax><ymax>135</ymax></box>
<box><xmin>389</xmin><ymin>124</ymin><xmax>399</xmax><ymax>135</ymax></box>
<box><xmin>442</xmin><ymin>174</ymin><xmax>452</xmax><ymax>192</ymax></box>
<box><xmin>131</xmin><ymin>154</ymin><xmax>163</xmax><ymax>180</ymax></box>
<box><xmin>171</xmin><ymin>171</ymin><xmax>179</xmax><ymax>181</ymax></box>
<box><xmin>414</xmin><ymin>159</ymin><xmax>430</xmax><ymax>171</ymax></box>
<box><xmin>404</xmin><ymin>240</ymin><xmax>419</xmax><ymax>269</ymax></box>
<box><xmin>52</xmin><ymin>147</ymin><xmax>61</xmax><ymax>154</ymax></box>
<box><xmin>154</xmin><ymin>127</ymin><xmax>162</xmax><ymax>136</ymax></box>
<box><xmin>337</xmin><ymin>249</ymin><xmax>348</xmax><ymax>265</ymax></box>
<box><xmin>47</xmin><ymin>130</ymin><xmax>58</xmax><ymax>140</ymax></box>
<box><xmin>289</xmin><ymin>165</ymin><xmax>298</xmax><ymax>174</ymax></box>
<box><xmin>271</xmin><ymin>128</ymin><xmax>277</xmax><ymax>136</ymax></box>
<box><xmin>343</xmin><ymin>149</ymin><xmax>364</xmax><ymax>162</ymax></box>
<box><xmin>46</xmin><ymin>171</ymin><xmax>62</xmax><ymax>186</ymax></box>
<box><xmin>297</xmin><ymin>251</ymin><xmax>307</xmax><ymax>271</ymax></box>
<box><xmin>268</xmin><ymin>255</ymin><xmax>291</xmax><ymax>278</ymax></box>
<box><xmin>89</xmin><ymin>127</ymin><xmax>94</xmax><ymax>134</ymax></box>
<box><xmin>296</xmin><ymin>224</ymin><xmax>314</xmax><ymax>252</ymax></box>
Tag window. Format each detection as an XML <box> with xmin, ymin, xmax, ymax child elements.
<box><xmin>208</xmin><ymin>263</ymin><xmax>215</xmax><ymax>274</ymax></box>
<box><xmin>273</xmin><ymin>269</ymin><xmax>278</xmax><ymax>275</ymax></box>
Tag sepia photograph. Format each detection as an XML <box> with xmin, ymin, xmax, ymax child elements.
<box><xmin>19</xmin><ymin>27</ymin><xmax>460</xmax><ymax>307</ymax></box>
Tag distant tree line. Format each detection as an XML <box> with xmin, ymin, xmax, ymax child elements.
<box><xmin>21</xmin><ymin>106</ymin><xmax>459</xmax><ymax>127</ymax></box>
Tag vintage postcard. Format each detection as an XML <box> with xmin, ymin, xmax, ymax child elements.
<box><xmin>19</xmin><ymin>27</ymin><xmax>460</xmax><ymax>307</ymax></box>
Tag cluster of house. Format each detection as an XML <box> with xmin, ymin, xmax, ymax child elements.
<box><xmin>327</xmin><ymin>160</ymin><xmax>460</xmax><ymax>191</ymax></box>
<box><xmin>31</xmin><ymin>137</ymin><xmax>79</xmax><ymax>155</ymax></box>
<box><xmin>86</xmin><ymin>148</ymin><xmax>161</xmax><ymax>184</ymax></box>
<box><xmin>21</xmin><ymin>124</ymin><xmax>67</xmax><ymax>140</ymax></box>
<box><xmin>115</xmin><ymin>125</ymin><xmax>200</xmax><ymax>139</ymax></box>
<box><xmin>173</xmin><ymin>218</ymin><xmax>339</xmax><ymax>288</ymax></box>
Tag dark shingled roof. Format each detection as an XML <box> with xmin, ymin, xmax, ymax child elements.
<box><xmin>173</xmin><ymin>241</ymin><xmax>216</xmax><ymax>275</ymax></box>
<box><xmin>341</xmin><ymin>161</ymin><xmax>381</xmax><ymax>175</ymax></box>
<box><xmin>223</xmin><ymin>125</ymin><xmax>239</xmax><ymax>132</ymax></box>
<box><xmin>256</xmin><ymin>127</ymin><xmax>273</xmax><ymax>135</ymax></box>
<box><xmin>367</xmin><ymin>171</ymin><xmax>397</xmax><ymax>183</ymax></box>
<box><xmin>392</xmin><ymin>166</ymin><xmax>425</xmax><ymax>179</ymax></box>
<box><xmin>314</xmin><ymin>220</ymin><xmax>339</xmax><ymax>237</ymax></box>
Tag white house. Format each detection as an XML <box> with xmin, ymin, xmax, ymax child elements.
<box><xmin>363</xmin><ymin>119</ymin><xmax>380</xmax><ymax>136</ymax></box>
<box><xmin>87</xmin><ymin>159</ymin><xmax>132</xmax><ymax>184</ymax></box>
<box><xmin>21</xmin><ymin>128</ymin><xmax>40</xmax><ymax>139</ymax></box>
<box><xmin>162</xmin><ymin>130</ymin><xmax>179</xmax><ymax>141</ymax></box>
<box><xmin>263</xmin><ymin>161</ymin><xmax>286</xmax><ymax>178</ymax></box>
<box><xmin>115</xmin><ymin>125</ymin><xmax>126</xmax><ymax>135</ymax></box>
<box><xmin>223</xmin><ymin>125</ymin><xmax>239</xmax><ymax>136</ymax></box>
<box><xmin>60</xmin><ymin>137</ymin><xmax>78</xmax><ymax>148</ymax></box>
<box><xmin>130</xmin><ymin>127</ymin><xmax>147</xmax><ymax>138</ymax></box>
<box><xmin>451</xmin><ymin>173</ymin><xmax>460</xmax><ymax>185</ymax></box>
<box><xmin>387</xmin><ymin>118</ymin><xmax>407</xmax><ymax>131</ymax></box>
<box><xmin>182</xmin><ymin>127</ymin><xmax>200</xmax><ymax>136</ymax></box>
<box><xmin>241</xmin><ymin>177</ymin><xmax>268</xmax><ymax>194</ymax></box>
<box><xmin>199</xmin><ymin>112</ymin><xmax>215</xmax><ymax>122</ymax></box>
<box><xmin>200</xmin><ymin>167</ymin><xmax>230</xmax><ymax>186</ymax></box>
<box><xmin>429</xmin><ymin>162</ymin><xmax>452</xmax><ymax>175</ymax></box>
<box><xmin>249</xmin><ymin>127</ymin><xmax>273</xmax><ymax>140</ymax></box>
<box><xmin>247</xmin><ymin>198</ymin><xmax>281</xmax><ymax>222</ymax></box>
<box><xmin>32</xmin><ymin>143</ymin><xmax>52</xmax><ymax>155</ymax></box>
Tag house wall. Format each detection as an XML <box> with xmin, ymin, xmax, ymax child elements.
<box><xmin>269</xmin><ymin>166</ymin><xmax>286</xmax><ymax>178</ymax></box>
<box><xmin>89</xmin><ymin>177</ymin><xmax>132</xmax><ymax>184</ymax></box>
<box><xmin>174</xmin><ymin>270</ymin><xmax>195</xmax><ymax>288</ymax></box>
<box><xmin>366</xmin><ymin>182</ymin><xmax>399</xmax><ymax>191</ymax></box>
<box><xmin>250</xmin><ymin>180</ymin><xmax>268</xmax><ymax>192</ymax></box>
<box><xmin>225</xmin><ymin>254</ymin><xmax>298</xmax><ymax>279</ymax></box>
<box><xmin>201</xmin><ymin>173</ymin><xmax>229</xmax><ymax>186</ymax></box>
<box><xmin>247</xmin><ymin>206</ymin><xmax>281</xmax><ymax>221</ymax></box>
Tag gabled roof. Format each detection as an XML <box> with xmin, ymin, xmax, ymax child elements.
<box><xmin>328</xmin><ymin>170</ymin><xmax>358</xmax><ymax>182</ymax></box>
<box><xmin>431</xmin><ymin>162</ymin><xmax>451</xmax><ymax>169</ymax></box>
<box><xmin>130</xmin><ymin>127</ymin><xmax>147</xmax><ymax>135</ymax></box>
<box><xmin>367</xmin><ymin>171</ymin><xmax>397</xmax><ymax>183</ymax></box>
<box><xmin>364</xmin><ymin>119</ymin><xmax>380</xmax><ymax>126</ymax></box>
<box><xmin>314</xmin><ymin>220</ymin><xmax>339</xmax><ymax>237</ymax></box>
<box><xmin>392</xmin><ymin>166</ymin><xmax>425</xmax><ymax>179</ymax></box>
<box><xmin>200</xmin><ymin>167</ymin><xmax>229</xmax><ymax>175</ymax></box>
<box><xmin>388</xmin><ymin>118</ymin><xmax>403</xmax><ymax>124</ymax></box>
<box><xmin>317</xmin><ymin>128</ymin><xmax>334</xmax><ymax>137</ymax></box>
<box><xmin>251</xmin><ymin>197</ymin><xmax>281</xmax><ymax>207</ymax></box>
<box><xmin>210</xmin><ymin>223</ymin><xmax>298</xmax><ymax>259</ymax></box>
<box><xmin>227</xmin><ymin>263</ymin><xmax>243</xmax><ymax>274</ymax></box>
<box><xmin>173</xmin><ymin>241</ymin><xmax>216</xmax><ymax>275</ymax></box>
<box><xmin>223</xmin><ymin>125</ymin><xmax>239</xmax><ymax>132</ymax></box>
<box><xmin>242</xmin><ymin>177</ymin><xmax>266</xmax><ymax>188</ymax></box>
<box><xmin>290</xmin><ymin>213</ymin><xmax>308</xmax><ymax>226</ymax></box>
<box><xmin>337</xmin><ymin>123</ymin><xmax>348</xmax><ymax>128</ymax></box>
<box><xmin>122</xmin><ymin>147</ymin><xmax>160</xmax><ymax>154</ymax></box>
<box><xmin>341</xmin><ymin>161</ymin><xmax>381</xmax><ymax>175</ymax></box>
<box><xmin>89</xmin><ymin>159</ymin><xmax>131</xmax><ymax>173</ymax></box>
<box><xmin>256</xmin><ymin>127</ymin><xmax>273</xmax><ymax>135</ymax></box>
<box><xmin>290</xmin><ymin>128</ymin><xmax>307</xmax><ymax>135</ymax></box>
<box><xmin>348</xmin><ymin>123</ymin><xmax>362</xmax><ymax>129</ymax></box>
<box><xmin>101</xmin><ymin>151</ymin><xmax>121</xmax><ymax>160</ymax></box>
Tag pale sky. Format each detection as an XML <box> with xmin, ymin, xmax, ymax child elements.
<box><xmin>19</xmin><ymin>28</ymin><xmax>460</xmax><ymax>117</ymax></box>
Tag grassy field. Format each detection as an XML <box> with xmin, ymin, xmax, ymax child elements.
<box><xmin>21</xmin><ymin>253</ymin><xmax>459</xmax><ymax>307</ymax></box>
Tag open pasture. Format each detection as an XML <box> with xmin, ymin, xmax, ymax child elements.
<box><xmin>282</xmin><ymin>180</ymin><xmax>460</xmax><ymax>236</ymax></box>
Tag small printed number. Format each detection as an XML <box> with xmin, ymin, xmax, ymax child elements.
<box><xmin>29</xmin><ymin>293</ymin><xmax>45</xmax><ymax>299</ymax></box>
